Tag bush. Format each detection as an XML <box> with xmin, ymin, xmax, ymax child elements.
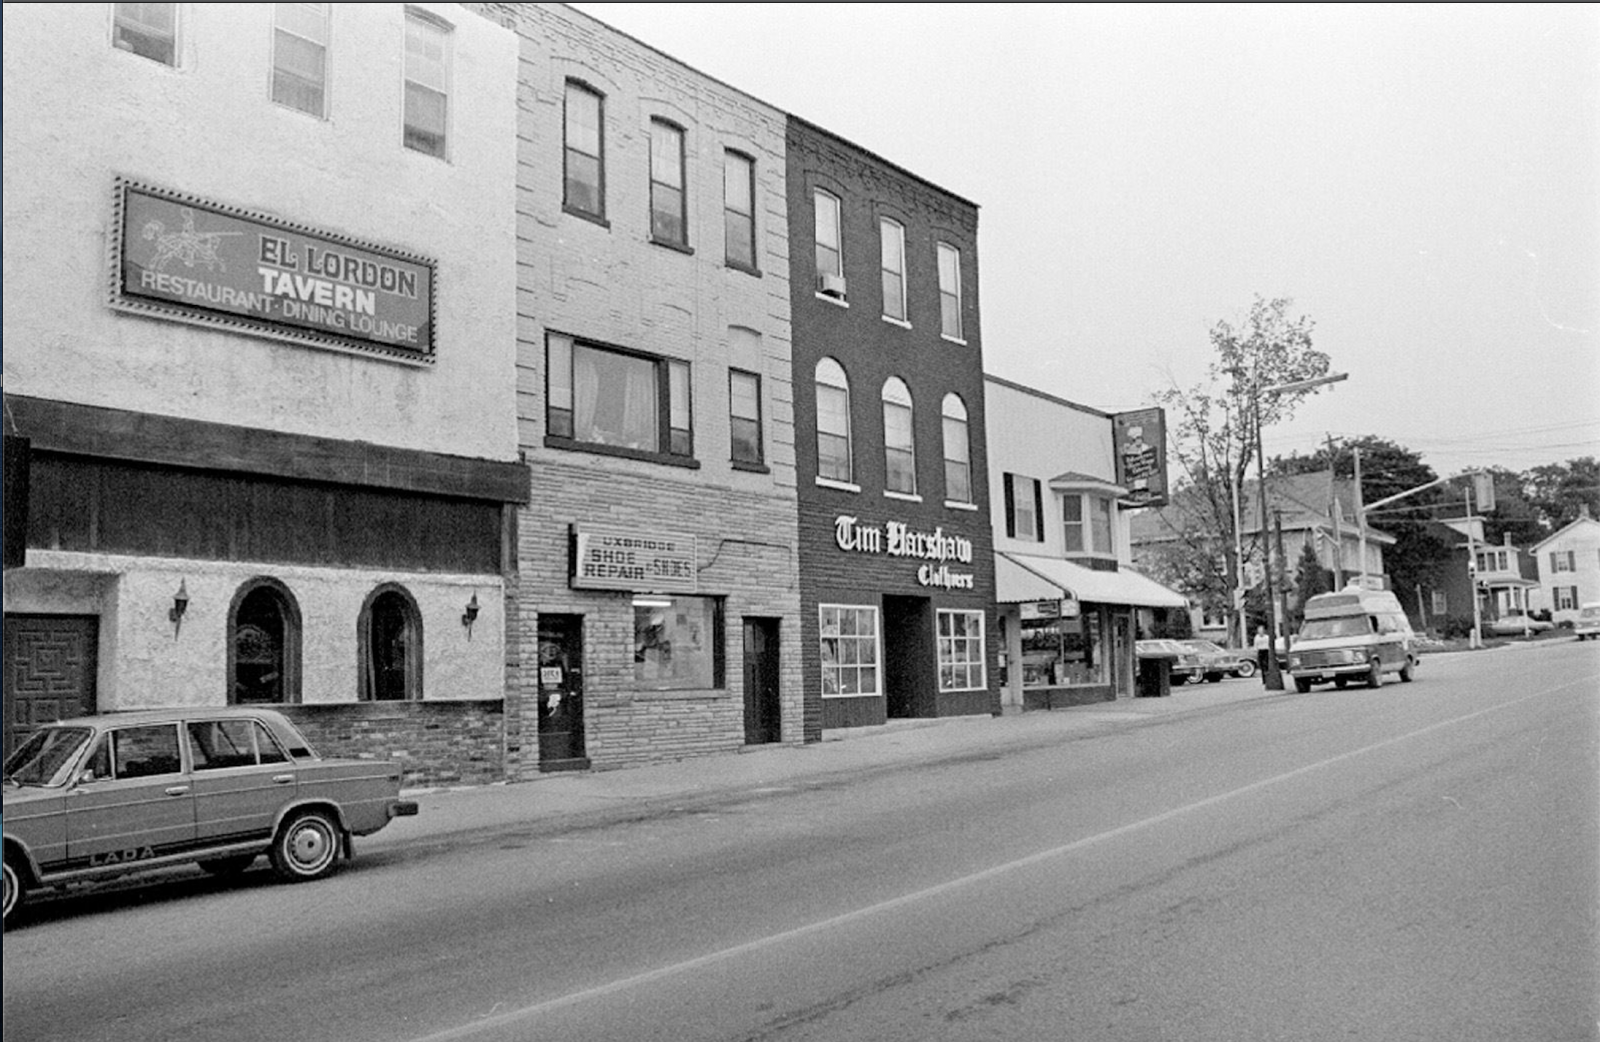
<box><xmin>1438</xmin><ymin>614</ymin><xmax>1477</xmax><ymax>640</ymax></box>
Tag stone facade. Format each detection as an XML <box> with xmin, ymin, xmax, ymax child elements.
<box><xmin>467</xmin><ymin>3</ymin><xmax>802</xmax><ymax>774</ymax></box>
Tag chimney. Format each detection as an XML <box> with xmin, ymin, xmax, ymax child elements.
<box><xmin>1503</xmin><ymin>532</ymin><xmax>1513</xmax><ymax>546</ymax></box>
<box><xmin>1581</xmin><ymin>503</ymin><xmax>1594</xmax><ymax>521</ymax></box>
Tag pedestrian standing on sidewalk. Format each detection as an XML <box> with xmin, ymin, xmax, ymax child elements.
<box><xmin>1253</xmin><ymin>627</ymin><xmax>1270</xmax><ymax>684</ymax></box>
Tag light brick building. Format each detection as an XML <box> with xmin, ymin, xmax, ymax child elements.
<box><xmin>467</xmin><ymin>3</ymin><xmax>802</xmax><ymax>773</ymax></box>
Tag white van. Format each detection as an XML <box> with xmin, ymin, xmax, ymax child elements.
<box><xmin>1575</xmin><ymin>603</ymin><xmax>1600</xmax><ymax>641</ymax></box>
<box><xmin>1287</xmin><ymin>588</ymin><xmax>1419</xmax><ymax>692</ymax></box>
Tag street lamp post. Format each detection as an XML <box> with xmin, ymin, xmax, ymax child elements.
<box><xmin>1251</xmin><ymin>372</ymin><xmax>1349</xmax><ymax>691</ymax></box>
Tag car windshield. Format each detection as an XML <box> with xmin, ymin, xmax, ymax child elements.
<box><xmin>4</xmin><ymin>727</ymin><xmax>93</xmax><ymax>787</ymax></box>
<box><xmin>1300</xmin><ymin>617</ymin><xmax>1371</xmax><ymax>640</ymax></box>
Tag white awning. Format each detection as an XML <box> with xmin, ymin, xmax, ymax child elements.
<box><xmin>996</xmin><ymin>551</ymin><xmax>1187</xmax><ymax>608</ymax></box>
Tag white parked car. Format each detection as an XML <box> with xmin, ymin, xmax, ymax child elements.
<box><xmin>1485</xmin><ymin>613</ymin><xmax>1554</xmax><ymax>637</ymax></box>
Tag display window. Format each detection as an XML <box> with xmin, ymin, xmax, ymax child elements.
<box><xmin>1020</xmin><ymin>612</ymin><xmax>1104</xmax><ymax>687</ymax></box>
<box><xmin>634</xmin><ymin>595</ymin><xmax>723</xmax><ymax>690</ymax></box>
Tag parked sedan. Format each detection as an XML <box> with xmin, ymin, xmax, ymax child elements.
<box><xmin>1177</xmin><ymin>639</ymin><xmax>1259</xmax><ymax>682</ymax></box>
<box><xmin>1485</xmin><ymin>613</ymin><xmax>1554</xmax><ymax>637</ymax></box>
<box><xmin>2</xmin><ymin>707</ymin><xmax>417</xmax><ymax>926</ymax></box>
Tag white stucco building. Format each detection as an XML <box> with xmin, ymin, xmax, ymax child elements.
<box><xmin>2</xmin><ymin>4</ymin><xmax>524</xmax><ymax>783</ymax></box>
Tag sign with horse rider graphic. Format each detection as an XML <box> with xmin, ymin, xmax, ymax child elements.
<box><xmin>111</xmin><ymin>179</ymin><xmax>436</xmax><ymax>362</ymax></box>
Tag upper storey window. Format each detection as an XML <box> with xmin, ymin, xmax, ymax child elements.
<box><xmin>724</xmin><ymin>151</ymin><xmax>757</xmax><ymax>271</ymax></box>
<box><xmin>814</xmin><ymin>190</ymin><xmax>845</xmax><ymax>300</ymax></box>
<box><xmin>403</xmin><ymin>10</ymin><xmax>450</xmax><ymax>158</ymax></box>
<box><xmin>938</xmin><ymin>242</ymin><xmax>964</xmax><ymax>341</ymax></box>
<box><xmin>113</xmin><ymin>3</ymin><xmax>178</xmax><ymax>66</ymax></box>
<box><xmin>650</xmin><ymin>120</ymin><xmax>687</xmax><ymax>248</ymax></box>
<box><xmin>880</xmin><ymin>219</ymin><xmax>907</xmax><ymax>322</ymax></box>
<box><xmin>565</xmin><ymin>82</ymin><xmax>605</xmax><ymax>221</ymax></box>
<box><xmin>273</xmin><ymin>3</ymin><xmax>329</xmax><ymax>118</ymax></box>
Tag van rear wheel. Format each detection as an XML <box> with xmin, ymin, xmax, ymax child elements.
<box><xmin>1399</xmin><ymin>658</ymin><xmax>1415</xmax><ymax>683</ymax></box>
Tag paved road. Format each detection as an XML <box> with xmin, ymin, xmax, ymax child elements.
<box><xmin>5</xmin><ymin>643</ymin><xmax>1597</xmax><ymax>1041</ymax></box>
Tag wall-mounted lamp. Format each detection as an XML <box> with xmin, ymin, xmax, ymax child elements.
<box><xmin>169</xmin><ymin>578</ymin><xmax>189</xmax><ymax>637</ymax></box>
<box><xmin>462</xmin><ymin>592</ymin><xmax>480</xmax><ymax>639</ymax></box>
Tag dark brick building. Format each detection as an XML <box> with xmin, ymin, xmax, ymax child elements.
<box><xmin>785</xmin><ymin>117</ymin><xmax>999</xmax><ymax>737</ymax></box>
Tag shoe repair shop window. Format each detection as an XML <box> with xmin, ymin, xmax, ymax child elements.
<box><xmin>634</xmin><ymin>595</ymin><xmax>724</xmax><ymax>690</ymax></box>
<box><xmin>1020</xmin><ymin>610</ymin><xmax>1104</xmax><ymax>687</ymax></box>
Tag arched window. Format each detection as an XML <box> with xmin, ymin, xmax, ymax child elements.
<box><xmin>228</xmin><ymin>578</ymin><xmax>302</xmax><ymax>705</ymax></box>
<box><xmin>359</xmin><ymin>584</ymin><xmax>423</xmax><ymax>701</ymax></box>
<box><xmin>942</xmin><ymin>393</ymin><xmax>972</xmax><ymax>504</ymax></box>
<box><xmin>815</xmin><ymin>357</ymin><xmax>853</xmax><ymax>483</ymax></box>
<box><xmin>882</xmin><ymin>377</ymin><xmax>916</xmax><ymax>495</ymax></box>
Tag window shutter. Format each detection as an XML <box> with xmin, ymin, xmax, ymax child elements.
<box><xmin>1033</xmin><ymin>479</ymin><xmax>1045</xmax><ymax>543</ymax></box>
<box><xmin>1003</xmin><ymin>473</ymin><xmax>1016</xmax><ymax>538</ymax></box>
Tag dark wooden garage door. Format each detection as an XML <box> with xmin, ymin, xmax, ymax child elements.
<box><xmin>3</xmin><ymin>615</ymin><xmax>99</xmax><ymax>758</ymax></box>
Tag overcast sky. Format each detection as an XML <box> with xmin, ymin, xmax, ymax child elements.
<box><xmin>573</xmin><ymin>2</ymin><xmax>1599</xmax><ymax>477</ymax></box>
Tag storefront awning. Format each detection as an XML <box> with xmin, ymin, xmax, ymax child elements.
<box><xmin>996</xmin><ymin>551</ymin><xmax>1187</xmax><ymax>608</ymax></box>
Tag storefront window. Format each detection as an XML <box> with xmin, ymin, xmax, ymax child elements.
<box><xmin>937</xmin><ymin>610</ymin><xmax>986</xmax><ymax>691</ymax></box>
<box><xmin>1020</xmin><ymin>612</ymin><xmax>1104</xmax><ymax>687</ymax></box>
<box><xmin>819</xmin><ymin>605</ymin><xmax>879</xmax><ymax>697</ymax></box>
<box><xmin>634</xmin><ymin>596</ymin><xmax>723</xmax><ymax>690</ymax></box>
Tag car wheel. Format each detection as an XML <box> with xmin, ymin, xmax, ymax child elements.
<box><xmin>1294</xmin><ymin>677</ymin><xmax>1313</xmax><ymax>693</ymax></box>
<box><xmin>199</xmin><ymin>854</ymin><xmax>258</xmax><ymax>876</ymax></box>
<box><xmin>1399</xmin><ymin>658</ymin><xmax>1415</xmax><ymax>683</ymax></box>
<box><xmin>1334</xmin><ymin>676</ymin><xmax>1349</xmax><ymax>689</ymax></box>
<box><xmin>3</xmin><ymin>854</ymin><xmax>23</xmax><ymax>927</ymax></box>
<box><xmin>1366</xmin><ymin>660</ymin><xmax>1383</xmax><ymax>689</ymax></box>
<box><xmin>1235</xmin><ymin>660</ymin><xmax>1257</xmax><ymax>679</ymax></box>
<box><xmin>270</xmin><ymin>810</ymin><xmax>342</xmax><ymax>883</ymax></box>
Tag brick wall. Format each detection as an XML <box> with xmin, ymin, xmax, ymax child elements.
<box><xmin>282</xmin><ymin>701</ymin><xmax>505</xmax><ymax>789</ymax></box>
<box><xmin>785</xmin><ymin>117</ymin><xmax>998</xmax><ymax>737</ymax></box>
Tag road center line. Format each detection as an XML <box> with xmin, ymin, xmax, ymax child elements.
<box><xmin>410</xmin><ymin>674</ymin><xmax>1597</xmax><ymax>1042</ymax></box>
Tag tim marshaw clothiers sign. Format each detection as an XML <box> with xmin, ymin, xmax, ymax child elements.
<box><xmin>570</xmin><ymin>525</ymin><xmax>697</xmax><ymax>594</ymax></box>
<box><xmin>834</xmin><ymin>514</ymin><xmax>975</xmax><ymax>590</ymax></box>
<box><xmin>113</xmin><ymin>180</ymin><xmax>435</xmax><ymax>360</ymax></box>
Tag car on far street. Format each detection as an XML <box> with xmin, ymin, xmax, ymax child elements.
<box><xmin>1575</xmin><ymin>603</ymin><xmax>1600</xmax><ymax>641</ymax></box>
<box><xmin>1485</xmin><ymin>613</ymin><xmax>1554</xmax><ymax>637</ymax></box>
<box><xmin>1176</xmin><ymin>639</ymin><xmax>1258</xmax><ymax>682</ymax></box>
<box><xmin>1136</xmin><ymin>639</ymin><xmax>1205</xmax><ymax>685</ymax></box>
<box><xmin>2</xmin><ymin>707</ymin><xmax>417</xmax><ymax>926</ymax></box>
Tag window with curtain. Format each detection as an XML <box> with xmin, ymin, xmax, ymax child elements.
<box><xmin>815</xmin><ymin>190</ymin><xmax>843</xmax><ymax>292</ymax></box>
<box><xmin>547</xmin><ymin>333</ymin><xmax>691</xmax><ymax>459</ymax></box>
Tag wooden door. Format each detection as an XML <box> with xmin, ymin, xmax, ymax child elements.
<box><xmin>742</xmin><ymin>618</ymin><xmax>780</xmax><ymax>744</ymax></box>
<box><xmin>536</xmin><ymin>614</ymin><xmax>589</xmax><ymax>771</ymax></box>
<box><xmin>4</xmin><ymin>614</ymin><xmax>99</xmax><ymax>758</ymax></box>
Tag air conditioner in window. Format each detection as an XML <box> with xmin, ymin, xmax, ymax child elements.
<box><xmin>817</xmin><ymin>272</ymin><xmax>847</xmax><ymax>299</ymax></box>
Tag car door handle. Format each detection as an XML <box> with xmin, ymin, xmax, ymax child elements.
<box><xmin>272</xmin><ymin>774</ymin><xmax>295</xmax><ymax>784</ymax></box>
<box><xmin>165</xmin><ymin>785</ymin><xmax>190</xmax><ymax>796</ymax></box>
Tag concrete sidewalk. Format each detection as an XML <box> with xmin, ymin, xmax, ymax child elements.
<box><xmin>366</xmin><ymin>680</ymin><xmax>1285</xmax><ymax>852</ymax></box>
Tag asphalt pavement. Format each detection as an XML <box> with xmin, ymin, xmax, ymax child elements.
<box><xmin>369</xmin><ymin>642</ymin><xmax>1572</xmax><ymax>855</ymax></box>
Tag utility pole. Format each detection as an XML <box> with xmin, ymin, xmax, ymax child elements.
<box><xmin>1275</xmin><ymin>507</ymin><xmax>1291</xmax><ymax>655</ymax></box>
<box><xmin>1464</xmin><ymin>482</ymin><xmax>1483</xmax><ymax>649</ymax></box>
<box><xmin>1326</xmin><ymin>433</ymin><xmax>1344</xmax><ymax>589</ymax></box>
<box><xmin>1354</xmin><ymin>447</ymin><xmax>1368</xmax><ymax>588</ymax></box>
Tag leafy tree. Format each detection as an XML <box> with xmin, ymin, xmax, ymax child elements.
<box><xmin>1150</xmin><ymin>296</ymin><xmax>1333</xmax><ymax>641</ymax></box>
<box><xmin>1292</xmin><ymin>541</ymin><xmax>1332</xmax><ymax>623</ymax></box>
<box><xmin>1274</xmin><ymin>435</ymin><xmax>1444</xmax><ymax>618</ymax></box>
<box><xmin>1525</xmin><ymin>457</ymin><xmax>1600</xmax><ymax>531</ymax></box>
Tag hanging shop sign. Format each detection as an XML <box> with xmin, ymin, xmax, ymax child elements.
<box><xmin>570</xmin><ymin>525</ymin><xmax>697</xmax><ymax>593</ymax></box>
<box><xmin>1019</xmin><ymin>599</ymin><xmax>1080</xmax><ymax>621</ymax></box>
<box><xmin>111</xmin><ymin>179</ymin><xmax>436</xmax><ymax>362</ymax></box>
<box><xmin>833</xmin><ymin>514</ymin><xmax>976</xmax><ymax>590</ymax></box>
<box><xmin>1112</xmin><ymin>407</ymin><xmax>1168</xmax><ymax>508</ymax></box>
